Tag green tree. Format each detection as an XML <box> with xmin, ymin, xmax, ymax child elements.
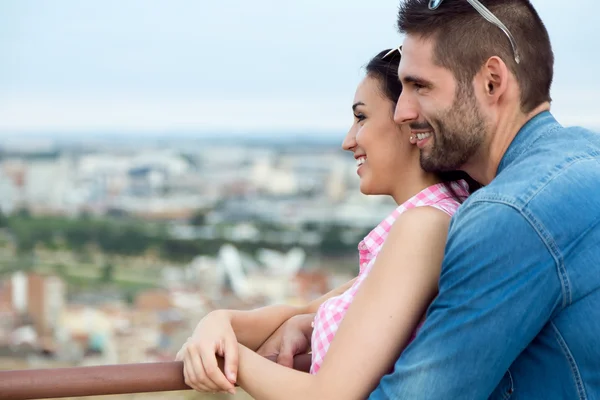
<box><xmin>53</xmin><ymin>263</ymin><xmax>68</xmax><ymax>277</ymax></box>
<box><xmin>319</xmin><ymin>224</ymin><xmax>353</xmax><ymax>256</ymax></box>
<box><xmin>100</xmin><ymin>262</ymin><xmax>115</xmax><ymax>283</ymax></box>
<box><xmin>190</xmin><ymin>211</ymin><xmax>207</xmax><ymax>226</ymax></box>
<box><xmin>16</xmin><ymin>208</ymin><xmax>31</xmax><ymax>219</ymax></box>
<box><xmin>0</xmin><ymin>210</ymin><xmax>8</xmax><ymax>228</ymax></box>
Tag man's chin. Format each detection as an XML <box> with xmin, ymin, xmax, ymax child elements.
<box><xmin>419</xmin><ymin>154</ymin><xmax>441</xmax><ymax>173</ymax></box>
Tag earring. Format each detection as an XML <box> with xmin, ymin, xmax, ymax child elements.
<box><xmin>410</xmin><ymin>135</ymin><xmax>414</xmax><ymax>141</ymax></box>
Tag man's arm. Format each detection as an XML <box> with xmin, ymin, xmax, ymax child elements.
<box><xmin>369</xmin><ymin>202</ymin><xmax>563</xmax><ymax>399</ymax></box>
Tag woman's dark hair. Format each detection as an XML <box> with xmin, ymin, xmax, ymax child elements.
<box><xmin>365</xmin><ymin>49</ymin><xmax>481</xmax><ymax>201</ymax></box>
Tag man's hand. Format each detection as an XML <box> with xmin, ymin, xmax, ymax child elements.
<box><xmin>256</xmin><ymin>313</ymin><xmax>315</xmax><ymax>369</ymax></box>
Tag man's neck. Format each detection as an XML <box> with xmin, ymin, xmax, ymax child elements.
<box><xmin>464</xmin><ymin>102</ymin><xmax>551</xmax><ymax>185</ymax></box>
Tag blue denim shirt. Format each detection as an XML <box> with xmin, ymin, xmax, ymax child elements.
<box><xmin>369</xmin><ymin>111</ymin><xmax>600</xmax><ymax>399</ymax></box>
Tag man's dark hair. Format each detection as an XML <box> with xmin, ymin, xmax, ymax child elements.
<box><xmin>397</xmin><ymin>0</ymin><xmax>554</xmax><ymax>113</ymax></box>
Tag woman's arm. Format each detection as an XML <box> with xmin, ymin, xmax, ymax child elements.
<box><xmin>216</xmin><ymin>276</ymin><xmax>357</xmax><ymax>351</ymax></box>
<box><xmin>179</xmin><ymin>267</ymin><xmax>356</xmax><ymax>393</ymax></box>
<box><xmin>235</xmin><ymin>206</ymin><xmax>450</xmax><ymax>400</ymax></box>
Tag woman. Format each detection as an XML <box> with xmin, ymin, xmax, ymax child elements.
<box><xmin>177</xmin><ymin>48</ymin><xmax>479</xmax><ymax>398</ymax></box>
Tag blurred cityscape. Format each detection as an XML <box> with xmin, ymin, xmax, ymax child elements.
<box><xmin>0</xmin><ymin>133</ymin><xmax>395</xmax><ymax>399</ymax></box>
<box><xmin>2</xmin><ymin>0</ymin><xmax>596</xmax><ymax>398</ymax></box>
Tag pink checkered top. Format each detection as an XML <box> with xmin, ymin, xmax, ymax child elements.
<box><xmin>309</xmin><ymin>181</ymin><xmax>470</xmax><ymax>374</ymax></box>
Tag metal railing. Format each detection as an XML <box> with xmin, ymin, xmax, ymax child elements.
<box><xmin>0</xmin><ymin>354</ymin><xmax>312</xmax><ymax>399</ymax></box>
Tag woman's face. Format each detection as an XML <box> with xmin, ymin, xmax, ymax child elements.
<box><xmin>342</xmin><ymin>76</ymin><xmax>420</xmax><ymax>198</ymax></box>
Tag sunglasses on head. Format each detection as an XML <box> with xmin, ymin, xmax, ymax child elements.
<box><xmin>428</xmin><ymin>0</ymin><xmax>520</xmax><ymax>64</ymax></box>
<box><xmin>382</xmin><ymin>46</ymin><xmax>402</xmax><ymax>59</ymax></box>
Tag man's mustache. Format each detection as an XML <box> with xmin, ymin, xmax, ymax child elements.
<box><xmin>409</xmin><ymin>122</ymin><xmax>433</xmax><ymax>130</ymax></box>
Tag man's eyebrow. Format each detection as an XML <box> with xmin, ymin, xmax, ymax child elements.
<box><xmin>402</xmin><ymin>75</ymin><xmax>433</xmax><ymax>87</ymax></box>
<box><xmin>352</xmin><ymin>102</ymin><xmax>365</xmax><ymax>111</ymax></box>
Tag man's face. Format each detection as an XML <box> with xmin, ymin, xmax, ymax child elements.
<box><xmin>395</xmin><ymin>35</ymin><xmax>487</xmax><ymax>172</ymax></box>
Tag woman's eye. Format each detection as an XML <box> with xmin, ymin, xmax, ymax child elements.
<box><xmin>354</xmin><ymin>114</ymin><xmax>365</xmax><ymax>122</ymax></box>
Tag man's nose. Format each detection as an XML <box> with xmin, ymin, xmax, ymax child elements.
<box><xmin>394</xmin><ymin>92</ymin><xmax>419</xmax><ymax>125</ymax></box>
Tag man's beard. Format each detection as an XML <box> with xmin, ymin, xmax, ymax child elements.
<box><xmin>417</xmin><ymin>84</ymin><xmax>487</xmax><ymax>173</ymax></box>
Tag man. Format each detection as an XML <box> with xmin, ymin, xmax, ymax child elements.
<box><xmin>261</xmin><ymin>0</ymin><xmax>600</xmax><ymax>398</ymax></box>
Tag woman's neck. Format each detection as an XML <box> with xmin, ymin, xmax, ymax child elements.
<box><xmin>390</xmin><ymin>173</ymin><xmax>442</xmax><ymax>205</ymax></box>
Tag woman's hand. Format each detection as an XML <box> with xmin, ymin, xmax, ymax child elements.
<box><xmin>175</xmin><ymin>310</ymin><xmax>238</xmax><ymax>394</ymax></box>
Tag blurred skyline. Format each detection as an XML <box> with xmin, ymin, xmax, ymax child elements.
<box><xmin>1</xmin><ymin>0</ymin><xmax>598</xmax><ymax>136</ymax></box>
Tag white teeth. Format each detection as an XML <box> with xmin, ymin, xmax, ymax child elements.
<box><xmin>356</xmin><ymin>157</ymin><xmax>366</xmax><ymax>167</ymax></box>
<box><xmin>416</xmin><ymin>133</ymin><xmax>432</xmax><ymax>141</ymax></box>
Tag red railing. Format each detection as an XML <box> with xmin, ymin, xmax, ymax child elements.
<box><xmin>0</xmin><ymin>355</ymin><xmax>311</xmax><ymax>399</ymax></box>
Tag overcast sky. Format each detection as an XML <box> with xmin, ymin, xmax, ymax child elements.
<box><xmin>0</xmin><ymin>0</ymin><xmax>598</xmax><ymax>136</ymax></box>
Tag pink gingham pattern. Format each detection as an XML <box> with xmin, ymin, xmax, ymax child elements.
<box><xmin>309</xmin><ymin>181</ymin><xmax>469</xmax><ymax>374</ymax></box>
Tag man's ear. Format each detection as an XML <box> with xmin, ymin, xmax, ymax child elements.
<box><xmin>481</xmin><ymin>56</ymin><xmax>509</xmax><ymax>103</ymax></box>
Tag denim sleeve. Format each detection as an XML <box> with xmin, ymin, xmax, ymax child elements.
<box><xmin>369</xmin><ymin>202</ymin><xmax>562</xmax><ymax>399</ymax></box>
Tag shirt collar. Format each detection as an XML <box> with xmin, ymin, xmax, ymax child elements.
<box><xmin>497</xmin><ymin>111</ymin><xmax>562</xmax><ymax>174</ymax></box>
